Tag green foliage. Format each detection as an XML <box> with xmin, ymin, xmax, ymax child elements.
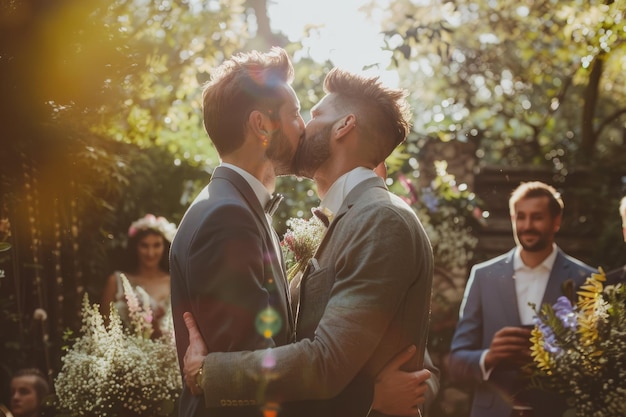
<box><xmin>0</xmin><ymin>0</ymin><xmax>248</xmax><ymax>392</ymax></box>
<box><xmin>381</xmin><ymin>0</ymin><xmax>626</xmax><ymax>169</ymax></box>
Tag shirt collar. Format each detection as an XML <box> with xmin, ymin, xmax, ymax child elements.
<box><xmin>513</xmin><ymin>243</ymin><xmax>558</xmax><ymax>272</ymax></box>
<box><xmin>321</xmin><ymin>167</ymin><xmax>377</xmax><ymax>215</ymax></box>
<box><xmin>220</xmin><ymin>163</ymin><xmax>272</xmax><ymax>209</ymax></box>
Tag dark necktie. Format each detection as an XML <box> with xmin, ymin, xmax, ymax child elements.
<box><xmin>265</xmin><ymin>193</ymin><xmax>284</xmax><ymax>216</ymax></box>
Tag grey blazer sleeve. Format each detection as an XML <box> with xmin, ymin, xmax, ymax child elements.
<box><xmin>199</xmin><ymin>198</ymin><xmax>432</xmax><ymax>408</ymax></box>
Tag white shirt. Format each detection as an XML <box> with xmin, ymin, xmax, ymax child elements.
<box><xmin>480</xmin><ymin>243</ymin><xmax>558</xmax><ymax>381</ymax></box>
<box><xmin>513</xmin><ymin>243</ymin><xmax>557</xmax><ymax>325</ymax></box>
<box><xmin>321</xmin><ymin>167</ymin><xmax>378</xmax><ymax>216</ymax></box>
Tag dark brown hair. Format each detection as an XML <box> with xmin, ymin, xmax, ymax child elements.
<box><xmin>323</xmin><ymin>68</ymin><xmax>412</xmax><ymax>164</ymax></box>
<box><xmin>202</xmin><ymin>47</ymin><xmax>294</xmax><ymax>156</ymax></box>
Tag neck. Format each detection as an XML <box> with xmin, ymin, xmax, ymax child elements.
<box><xmin>222</xmin><ymin>153</ymin><xmax>276</xmax><ymax>193</ymax></box>
<box><xmin>313</xmin><ymin>157</ymin><xmax>368</xmax><ymax>199</ymax></box>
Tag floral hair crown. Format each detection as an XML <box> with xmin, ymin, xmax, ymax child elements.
<box><xmin>128</xmin><ymin>214</ymin><xmax>177</xmax><ymax>242</ymax></box>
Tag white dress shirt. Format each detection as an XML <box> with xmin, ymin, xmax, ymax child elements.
<box><xmin>321</xmin><ymin>166</ymin><xmax>378</xmax><ymax>216</ymax></box>
<box><xmin>513</xmin><ymin>243</ymin><xmax>557</xmax><ymax>325</ymax></box>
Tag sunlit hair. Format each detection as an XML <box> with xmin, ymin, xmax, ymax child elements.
<box><xmin>509</xmin><ymin>181</ymin><xmax>564</xmax><ymax>218</ymax></box>
<box><xmin>323</xmin><ymin>68</ymin><xmax>412</xmax><ymax>164</ymax></box>
<box><xmin>13</xmin><ymin>368</ymin><xmax>50</xmax><ymax>403</ymax></box>
<box><xmin>202</xmin><ymin>47</ymin><xmax>294</xmax><ymax>156</ymax></box>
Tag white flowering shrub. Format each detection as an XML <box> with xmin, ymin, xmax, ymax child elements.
<box><xmin>55</xmin><ymin>281</ymin><xmax>181</xmax><ymax>417</ymax></box>
<box><xmin>393</xmin><ymin>161</ymin><xmax>485</xmax><ymax>272</ymax></box>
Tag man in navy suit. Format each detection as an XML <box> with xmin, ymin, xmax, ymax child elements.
<box><xmin>170</xmin><ymin>47</ymin><xmax>305</xmax><ymax>417</ymax></box>
<box><xmin>449</xmin><ymin>181</ymin><xmax>596</xmax><ymax>417</ymax></box>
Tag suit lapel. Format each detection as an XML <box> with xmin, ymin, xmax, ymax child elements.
<box><xmin>212</xmin><ymin>167</ymin><xmax>269</xmax><ymax>233</ymax></box>
<box><xmin>542</xmin><ymin>249</ymin><xmax>568</xmax><ymax>304</ymax></box>
<box><xmin>496</xmin><ymin>249</ymin><xmax>522</xmax><ymax>326</ymax></box>
<box><xmin>312</xmin><ymin>177</ymin><xmax>387</xmax><ymax>259</ymax></box>
<box><xmin>212</xmin><ymin>166</ymin><xmax>293</xmax><ymax>332</ymax></box>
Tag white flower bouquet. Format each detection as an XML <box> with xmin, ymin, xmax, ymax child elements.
<box><xmin>281</xmin><ymin>210</ymin><xmax>328</xmax><ymax>281</ymax></box>
<box><xmin>54</xmin><ymin>275</ymin><xmax>181</xmax><ymax>417</ymax></box>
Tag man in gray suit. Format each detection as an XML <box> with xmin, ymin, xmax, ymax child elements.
<box><xmin>449</xmin><ymin>181</ymin><xmax>596</xmax><ymax>417</ymax></box>
<box><xmin>182</xmin><ymin>68</ymin><xmax>435</xmax><ymax>416</ymax></box>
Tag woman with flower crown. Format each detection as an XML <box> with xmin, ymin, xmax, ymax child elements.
<box><xmin>100</xmin><ymin>213</ymin><xmax>177</xmax><ymax>339</ymax></box>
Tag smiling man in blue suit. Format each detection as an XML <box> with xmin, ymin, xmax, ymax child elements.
<box><xmin>449</xmin><ymin>181</ymin><xmax>596</xmax><ymax>417</ymax></box>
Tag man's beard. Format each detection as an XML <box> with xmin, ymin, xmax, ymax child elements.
<box><xmin>516</xmin><ymin>230</ymin><xmax>550</xmax><ymax>252</ymax></box>
<box><xmin>266</xmin><ymin>129</ymin><xmax>297</xmax><ymax>176</ymax></box>
<box><xmin>293</xmin><ymin>123</ymin><xmax>333</xmax><ymax>179</ymax></box>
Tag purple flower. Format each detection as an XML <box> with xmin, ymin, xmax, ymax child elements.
<box><xmin>398</xmin><ymin>174</ymin><xmax>419</xmax><ymax>205</ymax></box>
<box><xmin>538</xmin><ymin>322</ymin><xmax>561</xmax><ymax>354</ymax></box>
<box><xmin>553</xmin><ymin>296</ymin><xmax>577</xmax><ymax>330</ymax></box>
<box><xmin>422</xmin><ymin>189</ymin><xmax>439</xmax><ymax>212</ymax></box>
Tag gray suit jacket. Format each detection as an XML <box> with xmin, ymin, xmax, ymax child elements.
<box><xmin>449</xmin><ymin>247</ymin><xmax>596</xmax><ymax>417</ymax></box>
<box><xmin>170</xmin><ymin>166</ymin><xmax>294</xmax><ymax>417</ymax></box>
<box><xmin>201</xmin><ymin>177</ymin><xmax>434</xmax><ymax>416</ymax></box>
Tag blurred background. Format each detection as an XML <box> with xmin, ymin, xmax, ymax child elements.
<box><xmin>1</xmin><ymin>0</ymin><xmax>625</xmax><ymax>415</ymax></box>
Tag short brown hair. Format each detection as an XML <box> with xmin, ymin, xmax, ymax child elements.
<box><xmin>509</xmin><ymin>181</ymin><xmax>564</xmax><ymax>218</ymax></box>
<box><xmin>323</xmin><ymin>68</ymin><xmax>412</xmax><ymax>164</ymax></box>
<box><xmin>202</xmin><ymin>47</ymin><xmax>294</xmax><ymax>156</ymax></box>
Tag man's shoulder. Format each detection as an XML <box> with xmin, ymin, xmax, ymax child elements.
<box><xmin>558</xmin><ymin>249</ymin><xmax>596</xmax><ymax>273</ymax></box>
<box><xmin>472</xmin><ymin>250</ymin><xmax>514</xmax><ymax>271</ymax></box>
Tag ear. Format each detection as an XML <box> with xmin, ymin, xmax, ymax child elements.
<box><xmin>553</xmin><ymin>213</ymin><xmax>562</xmax><ymax>233</ymax></box>
<box><xmin>248</xmin><ymin>110</ymin><xmax>271</xmax><ymax>140</ymax></box>
<box><xmin>334</xmin><ymin>114</ymin><xmax>357</xmax><ymax>140</ymax></box>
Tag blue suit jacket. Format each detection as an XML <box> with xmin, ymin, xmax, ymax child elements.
<box><xmin>170</xmin><ymin>166</ymin><xmax>294</xmax><ymax>417</ymax></box>
<box><xmin>449</xmin><ymin>247</ymin><xmax>596</xmax><ymax>417</ymax></box>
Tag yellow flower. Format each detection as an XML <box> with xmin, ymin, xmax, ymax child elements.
<box><xmin>530</xmin><ymin>326</ymin><xmax>553</xmax><ymax>372</ymax></box>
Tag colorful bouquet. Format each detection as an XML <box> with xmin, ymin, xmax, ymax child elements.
<box><xmin>54</xmin><ymin>274</ymin><xmax>181</xmax><ymax>417</ymax></box>
<box><xmin>530</xmin><ymin>269</ymin><xmax>626</xmax><ymax>416</ymax></box>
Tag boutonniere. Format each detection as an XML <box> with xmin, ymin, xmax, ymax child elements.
<box><xmin>281</xmin><ymin>207</ymin><xmax>332</xmax><ymax>281</ymax></box>
<box><xmin>561</xmin><ymin>278</ymin><xmax>575</xmax><ymax>303</ymax></box>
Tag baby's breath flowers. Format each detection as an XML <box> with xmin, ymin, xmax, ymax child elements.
<box><xmin>530</xmin><ymin>269</ymin><xmax>626</xmax><ymax>416</ymax></box>
<box><xmin>281</xmin><ymin>210</ymin><xmax>328</xmax><ymax>281</ymax></box>
<box><xmin>55</xmin><ymin>275</ymin><xmax>180</xmax><ymax>417</ymax></box>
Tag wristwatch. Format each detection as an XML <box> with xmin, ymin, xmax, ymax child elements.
<box><xmin>194</xmin><ymin>362</ymin><xmax>204</xmax><ymax>390</ymax></box>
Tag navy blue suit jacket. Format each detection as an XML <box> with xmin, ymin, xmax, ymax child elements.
<box><xmin>170</xmin><ymin>166</ymin><xmax>294</xmax><ymax>417</ymax></box>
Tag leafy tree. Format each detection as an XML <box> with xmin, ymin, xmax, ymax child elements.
<box><xmin>0</xmin><ymin>0</ymin><xmax>248</xmax><ymax>392</ymax></box>
<box><xmin>377</xmin><ymin>0</ymin><xmax>625</xmax><ymax>168</ymax></box>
